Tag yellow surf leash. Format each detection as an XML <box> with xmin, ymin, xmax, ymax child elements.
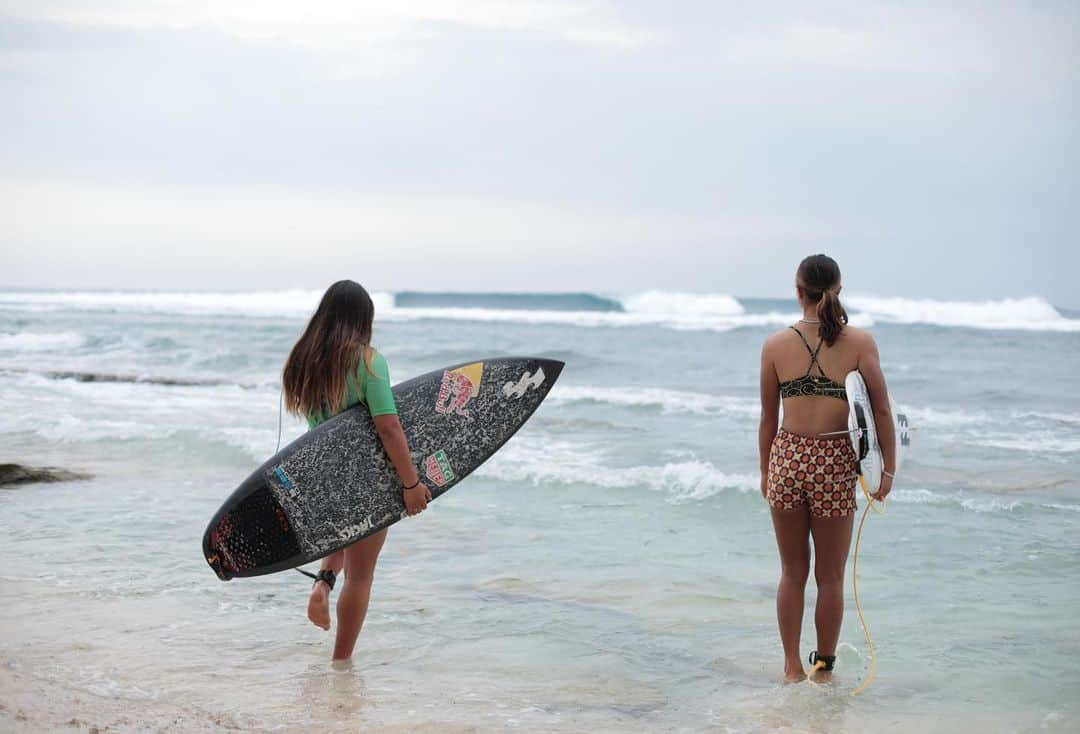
<box><xmin>806</xmin><ymin>474</ymin><xmax>885</xmax><ymax>693</ymax></box>
<box><xmin>849</xmin><ymin>473</ymin><xmax>885</xmax><ymax>695</ymax></box>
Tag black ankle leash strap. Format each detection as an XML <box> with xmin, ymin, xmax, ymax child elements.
<box><xmin>296</xmin><ymin>568</ymin><xmax>336</xmax><ymax>590</ymax></box>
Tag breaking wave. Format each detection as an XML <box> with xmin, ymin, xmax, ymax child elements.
<box><xmin>845</xmin><ymin>295</ymin><xmax>1080</xmax><ymax>332</ymax></box>
<box><xmin>1</xmin><ymin>289</ymin><xmax>1074</xmax><ymax>333</ymax></box>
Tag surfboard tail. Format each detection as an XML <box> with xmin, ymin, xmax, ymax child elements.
<box><xmin>203</xmin><ymin>479</ymin><xmax>303</xmax><ymax>581</ymax></box>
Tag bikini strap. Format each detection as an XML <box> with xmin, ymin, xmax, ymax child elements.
<box><xmin>788</xmin><ymin>325</ymin><xmax>814</xmax><ymax>354</ymax></box>
<box><xmin>789</xmin><ymin>326</ymin><xmax>828</xmax><ymax>377</ymax></box>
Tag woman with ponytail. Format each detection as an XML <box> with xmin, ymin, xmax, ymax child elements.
<box><xmin>758</xmin><ymin>254</ymin><xmax>896</xmax><ymax>683</ymax></box>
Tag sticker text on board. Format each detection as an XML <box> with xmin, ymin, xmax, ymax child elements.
<box><xmin>436</xmin><ymin>363</ymin><xmax>484</xmax><ymax>417</ymax></box>
<box><xmin>424</xmin><ymin>450</ymin><xmax>456</xmax><ymax>487</ymax></box>
<box><xmin>503</xmin><ymin>367</ymin><xmax>546</xmax><ymax>399</ymax></box>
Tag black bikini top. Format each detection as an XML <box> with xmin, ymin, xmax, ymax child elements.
<box><xmin>778</xmin><ymin>326</ymin><xmax>848</xmax><ymax>401</ymax></box>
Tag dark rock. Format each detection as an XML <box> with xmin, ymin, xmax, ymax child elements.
<box><xmin>0</xmin><ymin>463</ymin><xmax>92</xmax><ymax>487</ymax></box>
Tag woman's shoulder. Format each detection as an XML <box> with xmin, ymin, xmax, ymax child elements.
<box><xmin>361</xmin><ymin>346</ymin><xmax>390</xmax><ymax>375</ymax></box>
<box><xmin>841</xmin><ymin>324</ymin><xmax>872</xmax><ymax>342</ymax></box>
<box><xmin>763</xmin><ymin>326</ymin><xmax>794</xmax><ymax>346</ymax></box>
<box><xmin>839</xmin><ymin>325</ymin><xmax>876</xmax><ymax>351</ymax></box>
<box><xmin>358</xmin><ymin>344</ymin><xmax>382</xmax><ymax>359</ymax></box>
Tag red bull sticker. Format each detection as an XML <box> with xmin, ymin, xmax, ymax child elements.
<box><xmin>435</xmin><ymin>362</ymin><xmax>484</xmax><ymax>417</ymax></box>
<box><xmin>424</xmin><ymin>450</ymin><xmax>456</xmax><ymax>487</ymax></box>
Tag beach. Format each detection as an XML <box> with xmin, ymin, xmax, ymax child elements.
<box><xmin>2</xmin><ymin>289</ymin><xmax>1079</xmax><ymax>732</ymax></box>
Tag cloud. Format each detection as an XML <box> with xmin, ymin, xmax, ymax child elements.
<box><xmin>0</xmin><ymin>178</ymin><xmax>837</xmax><ymax>290</ymax></box>
<box><xmin>717</xmin><ymin>24</ymin><xmax>900</xmax><ymax>69</ymax></box>
<box><xmin>2</xmin><ymin>0</ymin><xmax>666</xmax><ymax>54</ymax></box>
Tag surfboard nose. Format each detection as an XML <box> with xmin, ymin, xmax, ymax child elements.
<box><xmin>537</xmin><ymin>358</ymin><xmax>565</xmax><ymax>383</ymax></box>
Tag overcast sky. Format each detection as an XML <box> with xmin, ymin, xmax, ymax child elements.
<box><xmin>2</xmin><ymin>2</ymin><xmax>1078</xmax><ymax>304</ymax></box>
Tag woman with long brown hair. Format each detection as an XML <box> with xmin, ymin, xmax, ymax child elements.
<box><xmin>758</xmin><ymin>254</ymin><xmax>896</xmax><ymax>682</ymax></box>
<box><xmin>282</xmin><ymin>280</ymin><xmax>431</xmax><ymax>662</ymax></box>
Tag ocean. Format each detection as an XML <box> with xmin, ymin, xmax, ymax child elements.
<box><xmin>1</xmin><ymin>289</ymin><xmax>1078</xmax><ymax>733</ymax></box>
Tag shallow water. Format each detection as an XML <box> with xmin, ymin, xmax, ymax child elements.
<box><xmin>1</xmin><ymin>290</ymin><xmax>1079</xmax><ymax>732</ymax></box>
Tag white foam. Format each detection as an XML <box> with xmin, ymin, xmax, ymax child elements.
<box><xmin>906</xmin><ymin>405</ymin><xmax>986</xmax><ymax>427</ymax></box>
<box><xmin>966</xmin><ymin>435</ymin><xmax>1080</xmax><ymax>454</ymax></box>
<box><xmin>478</xmin><ymin>438</ymin><xmax>757</xmax><ymax>502</ymax></box>
<box><xmin>846</xmin><ymin>294</ymin><xmax>1080</xmax><ymax>332</ymax></box>
<box><xmin>889</xmin><ymin>488</ymin><xmax>1080</xmax><ymax>514</ymax></box>
<box><xmin>621</xmin><ymin>290</ymin><xmax>744</xmax><ymax>317</ymax></box>
<box><xmin>377</xmin><ymin>300</ymin><xmax>788</xmax><ymax>333</ymax></box>
<box><xmin>958</xmin><ymin>497</ymin><xmax>1023</xmax><ymax>513</ymax></box>
<box><xmin>36</xmin><ymin>414</ymin><xmax>170</xmax><ymax>443</ymax></box>
<box><xmin>4</xmin><ymin>289</ymin><xmax>1074</xmax><ymax>333</ymax></box>
<box><xmin>0</xmin><ymin>331</ymin><xmax>84</xmax><ymax>351</ymax></box>
<box><xmin>888</xmin><ymin>489</ymin><xmax>1010</xmax><ymax>513</ymax></box>
<box><xmin>0</xmin><ymin>290</ymin><xmax>395</xmax><ymax>320</ymax></box>
<box><xmin>1043</xmin><ymin>503</ymin><xmax>1080</xmax><ymax>514</ymax></box>
<box><xmin>897</xmin><ymin>404</ymin><xmax>1080</xmax><ymax>431</ymax></box>
<box><xmin>634</xmin><ymin>461</ymin><xmax>759</xmax><ymax>503</ymax></box>
<box><xmin>888</xmin><ymin>488</ymin><xmax>949</xmax><ymax>505</ymax></box>
<box><xmin>1020</xmin><ymin>411</ymin><xmax>1080</xmax><ymax>427</ymax></box>
<box><xmin>549</xmin><ymin>385</ymin><xmax>759</xmax><ymax>417</ymax></box>
<box><xmin>482</xmin><ymin>442</ymin><xmax>1076</xmax><ymax>513</ymax></box>
<box><xmin>0</xmin><ymin>375</ymin><xmax>301</xmax><ymax>458</ymax></box>
<box><xmin>0</xmin><ymin>289</ymin><xmax>802</xmax><ymax>333</ymax></box>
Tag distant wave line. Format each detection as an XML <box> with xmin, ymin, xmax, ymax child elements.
<box><xmin>0</xmin><ymin>367</ymin><xmax>259</xmax><ymax>389</ymax></box>
<box><xmin>1</xmin><ymin>290</ymin><xmax>1077</xmax><ymax>332</ymax></box>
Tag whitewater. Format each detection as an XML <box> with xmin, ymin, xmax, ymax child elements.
<box><xmin>2</xmin><ymin>288</ymin><xmax>1079</xmax><ymax>332</ymax></box>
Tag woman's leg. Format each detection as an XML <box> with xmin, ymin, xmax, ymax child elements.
<box><xmin>808</xmin><ymin>511</ymin><xmax>855</xmax><ymax>681</ymax></box>
<box><xmin>333</xmin><ymin>529</ymin><xmax>388</xmax><ymax>661</ymax></box>
<box><xmin>307</xmin><ymin>551</ymin><xmax>345</xmax><ymax>630</ymax></box>
<box><xmin>770</xmin><ymin>506</ymin><xmax>811</xmax><ymax>682</ymax></box>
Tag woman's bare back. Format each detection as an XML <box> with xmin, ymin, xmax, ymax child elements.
<box><xmin>766</xmin><ymin>324</ymin><xmax>870</xmax><ymax>436</ymax></box>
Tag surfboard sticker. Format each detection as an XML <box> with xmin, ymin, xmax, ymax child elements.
<box><xmin>897</xmin><ymin>412</ymin><xmax>911</xmax><ymax>447</ymax></box>
<box><xmin>424</xmin><ymin>449</ymin><xmax>456</xmax><ymax>487</ymax></box>
<box><xmin>209</xmin><ymin>515</ymin><xmax>237</xmax><ymax>572</ymax></box>
<box><xmin>503</xmin><ymin>367</ymin><xmax>545</xmax><ymax>399</ymax></box>
<box><xmin>271</xmin><ymin>466</ymin><xmax>299</xmax><ymax>498</ymax></box>
<box><xmin>435</xmin><ymin>362</ymin><xmax>484</xmax><ymax>417</ymax></box>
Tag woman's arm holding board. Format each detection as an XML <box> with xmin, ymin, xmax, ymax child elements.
<box><xmin>759</xmin><ymin>338</ymin><xmax>781</xmax><ymax>498</ymax></box>
<box><xmin>366</xmin><ymin>350</ymin><xmax>431</xmax><ymax>515</ymax></box>
<box><xmin>373</xmin><ymin>414</ymin><xmax>431</xmax><ymax>515</ymax></box>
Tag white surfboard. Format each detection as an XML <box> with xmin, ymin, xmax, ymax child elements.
<box><xmin>845</xmin><ymin>371</ymin><xmax>909</xmax><ymax>493</ymax></box>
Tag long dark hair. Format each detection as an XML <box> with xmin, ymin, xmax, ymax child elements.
<box><xmin>796</xmin><ymin>254</ymin><xmax>848</xmax><ymax>347</ymax></box>
<box><xmin>283</xmin><ymin>280</ymin><xmax>375</xmax><ymax>418</ymax></box>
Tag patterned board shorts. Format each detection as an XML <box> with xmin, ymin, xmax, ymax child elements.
<box><xmin>767</xmin><ymin>428</ymin><xmax>858</xmax><ymax>518</ymax></box>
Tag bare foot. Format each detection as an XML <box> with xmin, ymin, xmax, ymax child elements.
<box><xmin>783</xmin><ymin>662</ymin><xmax>806</xmax><ymax>683</ymax></box>
<box><xmin>307</xmin><ymin>583</ymin><xmax>331</xmax><ymax>630</ymax></box>
<box><xmin>809</xmin><ymin>668</ymin><xmax>833</xmax><ymax>684</ymax></box>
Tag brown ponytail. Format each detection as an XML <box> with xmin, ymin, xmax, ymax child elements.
<box><xmin>796</xmin><ymin>254</ymin><xmax>848</xmax><ymax>346</ymax></box>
